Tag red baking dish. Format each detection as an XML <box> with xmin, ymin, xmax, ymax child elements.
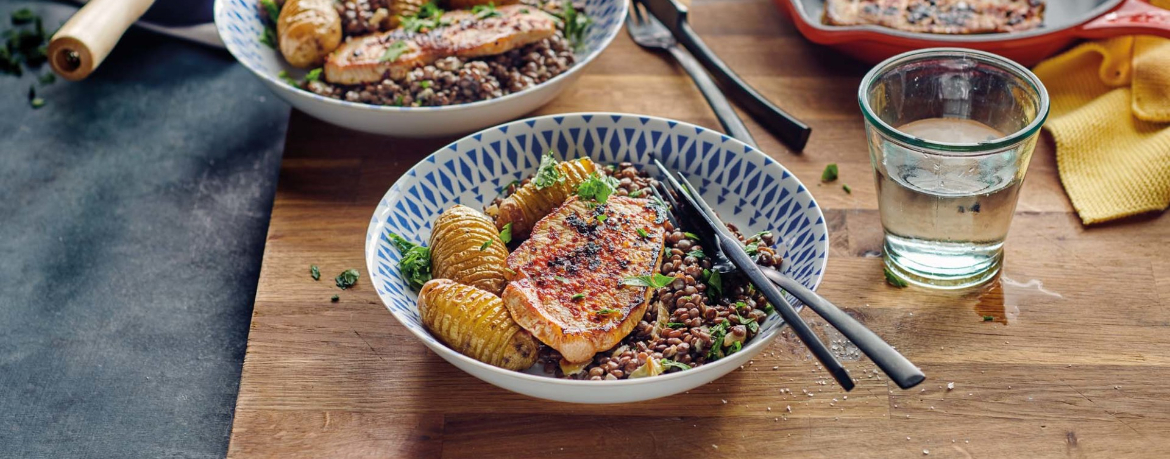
<box><xmin>776</xmin><ymin>0</ymin><xmax>1170</xmax><ymax>65</ymax></box>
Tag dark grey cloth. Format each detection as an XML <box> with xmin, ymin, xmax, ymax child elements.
<box><xmin>0</xmin><ymin>4</ymin><xmax>288</xmax><ymax>457</ymax></box>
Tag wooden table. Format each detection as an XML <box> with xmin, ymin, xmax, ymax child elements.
<box><xmin>227</xmin><ymin>1</ymin><xmax>1170</xmax><ymax>456</ymax></box>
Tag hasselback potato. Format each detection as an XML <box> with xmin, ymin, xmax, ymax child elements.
<box><xmin>429</xmin><ymin>205</ymin><xmax>511</xmax><ymax>294</ymax></box>
<box><xmin>277</xmin><ymin>0</ymin><xmax>343</xmax><ymax>68</ymax></box>
<box><xmin>417</xmin><ymin>279</ymin><xmax>539</xmax><ymax>370</ymax></box>
<box><xmin>487</xmin><ymin>157</ymin><xmax>596</xmax><ymax>238</ymax></box>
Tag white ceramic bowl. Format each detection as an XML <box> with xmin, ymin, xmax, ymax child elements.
<box><xmin>213</xmin><ymin>0</ymin><xmax>626</xmax><ymax>137</ymax></box>
<box><xmin>365</xmin><ymin>113</ymin><xmax>829</xmax><ymax>403</ymax></box>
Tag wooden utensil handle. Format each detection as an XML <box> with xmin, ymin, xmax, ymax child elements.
<box><xmin>48</xmin><ymin>0</ymin><xmax>157</xmax><ymax>81</ymax></box>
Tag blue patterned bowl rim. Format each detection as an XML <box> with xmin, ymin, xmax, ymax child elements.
<box><xmin>213</xmin><ymin>0</ymin><xmax>628</xmax><ymax>112</ymax></box>
<box><xmin>365</xmin><ymin>112</ymin><xmax>829</xmax><ymax>385</ymax></box>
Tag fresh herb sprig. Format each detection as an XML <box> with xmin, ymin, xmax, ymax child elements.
<box><xmin>533</xmin><ymin>151</ymin><xmax>563</xmax><ymax>189</ymax></box>
<box><xmin>558</xmin><ymin>0</ymin><xmax>591</xmax><ymax>51</ymax></box>
<box><xmin>259</xmin><ymin>0</ymin><xmax>281</xmax><ymax>49</ymax></box>
<box><xmin>472</xmin><ymin>2</ymin><xmax>502</xmax><ymax>19</ymax></box>
<box><xmin>621</xmin><ymin>273</ymin><xmax>676</xmax><ymax>289</ymax></box>
<box><xmin>335</xmin><ymin>269</ymin><xmax>360</xmax><ymax>289</ymax></box>
<box><xmin>379</xmin><ymin>40</ymin><xmax>410</xmax><ymax>63</ymax></box>
<box><xmin>388</xmin><ymin>232</ymin><xmax>432</xmax><ymax>291</ymax></box>
<box><xmin>661</xmin><ymin>359</ymin><xmax>691</xmax><ymax>371</ymax></box>
<box><xmin>576</xmin><ymin>172</ymin><xmax>619</xmax><ymax>203</ymax></box>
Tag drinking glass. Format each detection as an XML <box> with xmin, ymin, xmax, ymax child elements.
<box><xmin>858</xmin><ymin>48</ymin><xmax>1050</xmax><ymax>289</ymax></box>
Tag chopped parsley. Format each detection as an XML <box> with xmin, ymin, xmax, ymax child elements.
<box><xmin>335</xmin><ymin>269</ymin><xmax>360</xmax><ymax>290</ymax></box>
<box><xmin>596</xmin><ymin>214</ymin><xmax>607</xmax><ymax>223</ymax></box>
<box><xmin>29</xmin><ymin>96</ymin><xmax>43</xmax><ymax>109</ymax></box>
<box><xmin>419</xmin><ymin>80</ymin><xmax>432</xmax><ymax>89</ymax></box>
<box><xmin>744</xmin><ymin>231</ymin><xmax>771</xmax><ymax>257</ymax></box>
<box><xmin>843</xmin><ymin>184</ymin><xmax>852</xmax><ymax>194</ymax></box>
<box><xmin>628</xmin><ymin>189</ymin><xmax>643</xmax><ymax>198</ymax></box>
<box><xmin>763</xmin><ymin>302</ymin><xmax>775</xmax><ymax>315</ymax></box>
<box><xmin>401</xmin><ymin>2</ymin><xmax>449</xmax><ymax>33</ymax></box>
<box><xmin>665</xmin><ymin>322</ymin><xmax>686</xmax><ymax>328</ymax></box>
<box><xmin>621</xmin><ymin>273</ymin><xmax>676</xmax><ymax>289</ymax></box>
<box><xmin>305</xmin><ymin>68</ymin><xmax>322</xmax><ymax>82</ymax></box>
<box><xmin>532</xmin><ymin>151</ymin><xmax>562</xmax><ymax>189</ymax></box>
<box><xmin>11</xmin><ymin>8</ymin><xmax>35</xmax><ymax>24</ymax></box>
<box><xmin>704</xmin><ymin>269</ymin><xmax>723</xmax><ymax>300</ymax></box>
<box><xmin>575</xmin><ymin>172</ymin><xmax>619</xmax><ymax>203</ymax></box>
<box><xmin>331</xmin><ymin>294</ymin><xmax>340</xmax><ymax>302</ymax></box>
<box><xmin>983</xmin><ymin>315</ymin><xmax>994</xmax><ymax>322</ymax></box>
<box><xmin>472</xmin><ymin>3</ymin><xmax>502</xmax><ymax>19</ymax></box>
<box><xmin>707</xmin><ymin>321</ymin><xmax>729</xmax><ymax>360</ymax></box>
<box><xmin>821</xmin><ymin>163</ymin><xmax>839</xmax><ymax>182</ymax></box>
<box><xmin>2</xmin><ymin>13</ymin><xmax>51</xmax><ymax>80</ymax></box>
<box><xmin>554</xmin><ymin>276</ymin><xmax>568</xmax><ymax>282</ymax></box>
<box><xmin>571</xmin><ymin>293</ymin><xmax>586</xmax><ymax>300</ymax></box>
<box><xmin>388</xmin><ymin>232</ymin><xmax>432</xmax><ymax>291</ymax></box>
<box><xmin>559</xmin><ymin>0</ymin><xmax>592</xmax><ymax>51</ymax></box>
<box><xmin>735</xmin><ymin>314</ymin><xmax>760</xmax><ymax>334</ymax></box>
<box><xmin>379</xmin><ymin>40</ymin><xmax>410</xmax><ymax>63</ymax></box>
<box><xmin>636</xmin><ymin>228</ymin><xmax>649</xmax><ymax>238</ymax></box>
<box><xmin>520</xmin><ymin>8</ymin><xmax>530</xmax><ymax>13</ymax></box>
<box><xmin>687</xmin><ymin>249</ymin><xmax>705</xmax><ymax>259</ymax></box>
<box><xmin>884</xmin><ymin>266</ymin><xmax>908</xmax><ymax>288</ymax></box>
<box><xmin>683</xmin><ymin>232</ymin><xmax>700</xmax><ymax>240</ymax></box>
<box><xmin>38</xmin><ymin>72</ymin><xmax>54</xmax><ymax>85</ymax></box>
<box><xmin>499</xmin><ymin>223</ymin><xmax>513</xmax><ymax>243</ymax></box>
<box><xmin>596</xmin><ymin>308</ymin><xmax>619</xmax><ymax>315</ymax></box>
<box><xmin>259</xmin><ymin>0</ymin><xmax>281</xmax><ymax>49</ymax></box>
<box><xmin>479</xmin><ymin>239</ymin><xmax>493</xmax><ymax>251</ymax></box>
<box><xmin>310</xmin><ymin>265</ymin><xmax>321</xmax><ymax>281</ymax></box>
<box><xmin>661</xmin><ymin>359</ymin><xmax>691</xmax><ymax>371</ymax></box>
<box><xmin>728</xmin><ymin>340</ymin><xmax>743</xmax><ymax>355</ymax></box>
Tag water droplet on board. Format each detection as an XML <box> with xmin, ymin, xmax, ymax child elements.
<box><xmin>974</xmin><ymin>275</ymin><xmax>1063</xmax><ymax>324</ymax></box>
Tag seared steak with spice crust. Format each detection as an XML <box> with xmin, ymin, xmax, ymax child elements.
<box><xmin>503</xmin><ymin>196</ymin><xmax>668</xmax><ymax>363</ymax></box>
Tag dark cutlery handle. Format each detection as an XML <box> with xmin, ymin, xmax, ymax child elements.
<box><xmin>666</xmin><ymin>45</ymin><xmax>758</xmax><ymax>148</ymax></box>
<box><xmin>719</xmin><ymin>238</ymin><xmax>854</xmax><ymax>391</ymax></box>
<box><xmin>675</xmin><ymin>22</ymin><xmax>811</xmax><ymax>151</ymax></box>
<box><xmin>761</xmin><ymin>268</ymin><xmax>926</xmax><ymax>390</ymax></box>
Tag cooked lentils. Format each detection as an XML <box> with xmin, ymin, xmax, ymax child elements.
<box><xmin>503</xmin><ymin>163</ymin><xmax>786</xmax><ymax>380</ymax></box>
<box><xmin>304</xmin><ymin>1</ymin><xmax>580</xmax><ymax>107</ymax></box>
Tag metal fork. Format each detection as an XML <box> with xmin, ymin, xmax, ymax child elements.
<box><xmin>626</xmin><ymin>1</ymin><xmax>757</xmax><ymax>147</ymax></box>
<box><xmin>650</xmin><ymin>159</ymin><xmax>926</xmax><ymax>390</ymax></box>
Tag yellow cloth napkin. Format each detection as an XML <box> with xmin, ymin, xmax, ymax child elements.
<box><xmin>1033</xmin><ymin>16</ymin><xmax>1170</xmax><ymax>225</ymax></box>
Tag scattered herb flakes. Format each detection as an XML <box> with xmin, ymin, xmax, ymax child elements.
<box><xmin>260</xmin><ymin>0</ymin><xmax>281</xmax><ymax>23</ymax></box>
<box><xmin>277</xmin><ymin>70</ymin><xmax>298</xmax><ymax>86</ymax></box>
<box><xmin>571</xmin><ymin>293</ymin><xmax>586</xmax><ymax>300</ymax></box>
<box><xmin>499</xmin><ymin>223</ymin><xmax>513</xmax><ymax>243</ymax></box>
<box><xmin>636</xmin><ymin>228</ymin><xmax>649</xmax><ymax>238</ymax></box>
<box><xmin>388</xmin><ymin>232</ymin><xmax>432</xmax><ymax>290</ymax></box>
<box><xmin>260</xmin><ymin>26</ymin><xmax>277</xmax><ymax>48</ymax></box>
<box><xmin>821</xmin><ymin>163</ymin><xmax>839</xmax><ymax>182</ymax></box>
<box><xmin>704</xmin><ymin>269</ymin><xmax>723</xmax><ymax>300</ymax></box>
<box><xmin>736</xmin><ymin>314</ymin><xmax>760</xmax><ymax>334</ymax></box>
<box><xmin>983</xmin><ymin>315</ymin><xmax>994</xmax><ymax>322</ymax></box>
<box><xmin>554</xmin><ymin>275</ymin><xmax>568</xmax><ymax>282</ymax></box>
<box><xmin>479</xmin><ymin>239</ymin><xmax>493</xmax><ymax>251</ymax></box>
<box><xmin>331</xmin><ymin>294</ymin><xmax>340</xmax><ymax>302</ymax></box>
<box><xmin>259</xmin><ymin>0</ymin><xmax>281</xmax><ymax>48</ymax></box>
<box><xmin>400</xmin><ymin>2</ymin><xmax>448</xmax><ymax>33</ymax></box>
<box><xmin>11</xmin><ymin>8</ymin><xmax>34</xmax><ymax>24</ymax></box>
<box><xmin>688</xmin><ymin>249</ymin><xmax>705</xmax><ymax>259</ymax></box>
<box><xmin>763</xmin><ymin>302</ymin><xmax>775</xmax><ymax>315</ymax></box>
<box><xmin>37</xmin><ymin>72</ymin><xmax>53</xmax><ymax>85</ymax></box>
<box><xmin>29</xmin><ymin>97</ymin><xmax>43</xmax><ymax>109</ymax></box>
<box><xmin>532</xmin><ymin>151</ymin><xmax>562</xmax><ymax>189</ymax></box>
<box><xmin>575</xmin><ymin>172</ymin><xmax>619</xmax><ymax>203</ymax></box>
<box><xmin>665</xmin><ymin>322</ymin><xmax>686</xmax><ymax>328</ymax></box>
<box><xmin>379</xmin><ymin>40</ymin><xmax>410</xmax><ymax>63</ymax></box>
<box><xmin>472</xmin><ymin>2</ymin><xmax>502</xmax><ymax>19</ymax></box>
<box><xmin>707</xmin><ymin>321</ymin><xmax>729</xmax><ymax>359</ymax></box>
<box><xmin>419</xmin><ymin>80</ymin><xmax>432</xmax><ymax>89</ymax></box>
<box><xmin>621</xmin><ymin>273</ymin><xmax>676</xmax><ymax>289</ymax></box>
<box><xmin>335</xmin><ymin>269</ymin><xmax>360</xmax><ymax>290</ymax></box>
<box><xmin>596</xmin><ymin>214</ymin><xmax>607</xmax><ymax>223</ymax></box>
<box><xmin>628</xmin><ymin>189</ymin><xmax>643</xmax><ymax>198</ymax></box>
<box><xmin>559</xmin><ymin>0</ymin><xmax>592</xmax><ymax>51</ymax></box>
<box><xmin>884</xmin><ymin>266</ymin><xmax>908</xmax><ymax>288</ymax></box>
<box><xmin>304</xmin><ymin>68</ymin><xmax>323</xmax><ymax>82</ymax></box>
<box><xmin>661</xmin><ymin>359</ymin><xmax>691</xmax><ymax>371</ymax></box>
<box><xmin>683</xmin><ymin>232</ymin><xmax>700</xmax><ymax>240</ymax></box>
<box><xmin>728</xmin><ymin>340</ymin><xmax>743</xmax><ymax>355</ymax></box>
<box><xmin>310</xmin><ymin>265</ymin><xmax>321</xmax><ymax>281</ymax></box>
<box><xmin>843</xmin><ymin>184</ymin><xmax>852</xmax><ymax>194</ymax></box>
<box><xmin>595</xmin><ymin>307</ymin><xmax>618</xmax><ymax>315</ymax></box>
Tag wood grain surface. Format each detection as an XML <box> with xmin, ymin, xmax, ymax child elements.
<box><xmin>227</xmin><ymin>0</ymin><xmax>1170</xmax><ymax>457</ymax></box>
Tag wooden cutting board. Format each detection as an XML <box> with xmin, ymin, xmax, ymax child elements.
<box><xmin>227</xmin><ymin>0</ymin><xmax>1170</xmax><ymax>456</ymax></box>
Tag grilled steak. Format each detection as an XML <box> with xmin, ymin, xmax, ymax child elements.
<box><xmin>502</xmin><ymin>196</ymin><xmax>668</xmax><ymax>363</ymax></box>
<box><xmin>324</xmin><ymin>4</ymin><xmax>556</xmax><ymax>85</ymax></box>
<box><xmin>823</xmin><ymin>0</ymin><xmax>1045</xmax><ymax>34</ymax></box>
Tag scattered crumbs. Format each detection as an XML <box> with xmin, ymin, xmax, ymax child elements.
<box><xmin>947</xmin><ymin>382</ymin><xmax>955</xmax><ymax>391</ymax></box>
<box><xmin>330</xmin><ymin>294</ymin><xmax>339</xmax><ymax>302</ymax></box>
<box><xmin>923</xmin><ymin>449</ymin><xmax>929</xmax><ymax>455</ymax></box>
<box><xmin>722</xmin><ymin>399</ymin><xmax>727</xmax><ymax>404</ymax></box>
<box><xmin>767</xmin><ymin>407</ymin><xmax>772</xmax><ymax>411</ymax></box>
<box><xmin>1115</xmin><ymin>386</ymin><xmax>1121</xmax><ymax>390</ymax></box>
<box><xmin>843</xmin><ymin>396</ymin><xmax>848</xmax><ymax>400</ymax></box>
<box><xmin>907</xmin><ymin>437</ymin><xmax>911</xmax><ymax>441</ymax></box>
<box><xmin>894</xmin><ymin>404</ymin><xmax>899</xmax><ymax>408</ymax></box>
<box><xmin>786</xmin><ymin>405</ymin><xmax>792</xmax><ymax>412</ymax></box>
<box><xmin>930</xmin><ymin>406</ymin><xmax>935</xmax><ymax>410</ymax></box>
<box><xmin>712</xmin><ymin>445</ymin><xmax>718</xmax><ymax>450</ymax></box>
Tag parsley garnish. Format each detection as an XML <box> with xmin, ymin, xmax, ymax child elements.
<box><xmin>380</xmin><ymin>40</ymin><xmax>410</xmax><ymax>62</ymax></box>
<box><xmin>259</xmin><ymin>0</ymin><xmax>281</xmax><ymax>49</ymax></box>
<box><xmin>331</xmin><ymin>294</ymin><xmax>339</xmax><ymax>302</ymax></box>
<box><xmin>388</xmin><ymin>232</ymin><xmax>432</xmax><ymax>291</ymax></box>
<box><xmin>983</xmin><ymin>315</ymin><xmax>994</xmax><ymax>321</ymax></box>
<box><xmin>661</xmin><ymin>359</ymin><xmax>691</xmax><ymax>371</ymax></box>
<box><xmin>576</xmin><ymin>172</ymin><xmax>619</xmax><ymax>203</ymax></box>
<box><xmin>400</xmin><ymin>2</ymin><xmax>448</xmax><ymax>33</ymax></box>
<box><xmin>571</xmin><ymin>293</ymin><xmax>586</xmax><ymax>300</ymax></box>
<box><xmin>628</xmin><ymin>189</ymin><xmax>644</xmax><ymax>198</ymax></box>
<box><xmin>704</xmin><ymin>269</ymin><xmax>723</xmax><ymax>300</ymax></box>
<box><xmin>533</xmin><ymin>151</ymin><xmax>562</xmax><ymax>189</ymax></box>
<box><xmin>419</xmin><ymin>80</ymin><xmax>432</xmax><ymax>89</ymax></box>
<box><xmin>728</xmin><ymin>341</ymin><xmax>743</xmax><ymax>354</ymax></box>
<box><xmin>499</xmin><ymin>223</ymin><xmax>513</xmax><ymax>244</ymax></box>
<box><xmin>688</xmin><ymin>249</ymin><xmax>705</xmax><ymax>259</ymax></box>
<box><xmin>884</xmin><ymin>266</ymin><xmax>908</xmax><ymax>288</ymax></box>
<box><xmin>707</xmin><ymin>321</ymin><xmax>729</xmax><ymax>360</ymax></box>
<box><xmin>260</xmin><ymin>0</ymin><xmax>280</xmax><ymax>23</ymax></box>
<box><xmin>636</xmin><ymin>228</ymin><xmax>649</xmax><ymax>238</ymax></box>
<box><xmin>38</xmin><ymin>72</ymin><xmax>54</xmax><ymax>85</ymax></box>
<box><xmin>665</xmin><ymin>322</ymin><xmax>685</xmax><ymax>328</ymax></box>
<box><xmin>479</xmin><ymin>239</ymin><xmax>493</xmax><ymax>251</ymax></box>
<box><xmin>596</xmin><ymin>214</ymin><xmax>607</xmax><ymax>223</ymax></box>
<box><xmin>555</xmin><ymin>276</ymin><xmax>568</xmax><ymax>282</ymax></box>
<box><xmin>305</xmin><ymin>68</ymin><xmax>322</xmax><ymax>82</ymax></box>
<box><xmin>596</xmin><ymin>307</ymin><xmax>618</xmax><ymax>314</ymax></box>
<box><xmin>11</xmin><ymin>8</ymin><xmax>35</xmax><ymax>24</ymax></box>
<box><xmin>821</xmin><ymin>163</ymin><xmax>839</xmax><ymax>182</ymax></box>
<box><xmin>310</xmin><ymin>265</ymin><xmax>321</xmax><ymax>281</ymax></box>
<box><xmin>683</xmin><ymin>232</ymin><xmax>700</xmax><ymax>240</ymax></box>
<box><xmin>735</xmin><ymin>314</ymin><xmax>760</xmax><ymax>334</ymax></box>
<box><xmin>842</xmin><ymin>184</ymin><xmax>852</xmax><ymax>194</ymax></box>
<box><xmin>559</xmin><ymin>0</ymin><xmax>592</xmax><ymax>51</ymax></box>
<box><xmin>621</xmin><ymin>273</ymin><xmax>676</xmax><ymax>289</ymax></box>
<box><xmin>335</xmin><ymin>269</ymin><xmax>360</xmax><ymax>290</ymax></box>
<box><xmin>472</xmin><ymin>3</ymin><xmax>502</xmax><ymax>19</ymax></box>
<box><xmin>744</xmin><ymin>231</ymin><xmax>771</xmax><ymax>257</ymax></box>
<box><xmin>763</xmin><ymin>302</ymin><xmax>775</xmax><ymax>315</ymax></box>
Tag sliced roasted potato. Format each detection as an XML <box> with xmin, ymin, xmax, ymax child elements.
<box><xmin>429</xmin><ymin>205</ymin><xmax>511</xmax><ymax>295</ymax></box>
<box><xmin>277</xmin><ymin>0</ymin><xmax>343</xmax><ymax>68</ymax></box>
<box><xmin>486</xmin><ymin>157</ymin><xmax>596</xmax><ymax>239</ymax></box>
<box><xmin>418</xmin><ymin>279</ymin><xmax>539</xmax><ymax>370</ymax></box>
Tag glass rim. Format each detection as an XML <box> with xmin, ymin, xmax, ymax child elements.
<box><xmin>857</xmin><ymin>48</ymin><xmax>1050</xmax><ymax>155</ymax></box>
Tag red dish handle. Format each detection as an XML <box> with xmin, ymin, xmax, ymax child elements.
<box><xmin>1077</xmin><ymin>0</ymin><xmax>1170</xmax><ymax>39</ymax></box>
